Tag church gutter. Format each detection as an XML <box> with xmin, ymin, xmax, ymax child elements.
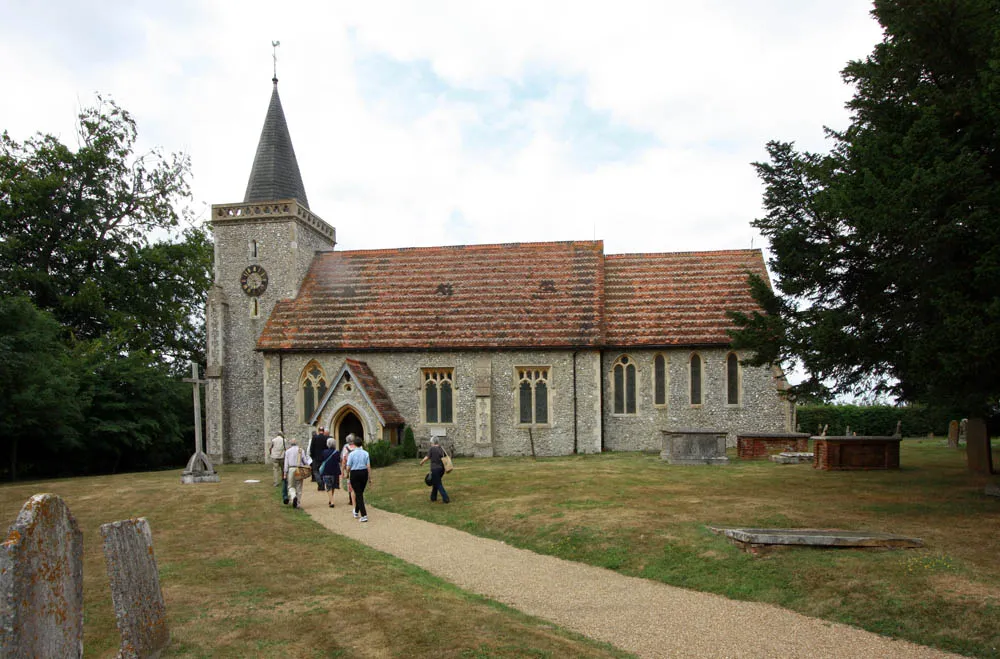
<box><xmin>278</xmin><ymin>353</ymin><xmax>285</xmax><ymax>432</ymax></box>
<box><xmin>572</xmin><ymin>350</ymin><xmax>578</xmax><ymax>454</ymax></box>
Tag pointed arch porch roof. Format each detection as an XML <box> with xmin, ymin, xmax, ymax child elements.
<box><xmin>308</xmin><ymin>358</ymin><xmax>404</xmax><ymax>427</ymax></box>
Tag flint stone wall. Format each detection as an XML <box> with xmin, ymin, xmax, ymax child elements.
<box><xmin>0</xmin><ymin>493</ymin><xmax>83</xmax><ymax>658</ymax></box>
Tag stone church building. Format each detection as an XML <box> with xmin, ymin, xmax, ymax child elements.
<box><xmin>204</xmin><ymin>79</ymin><xmax>793</xmax><ymax>464</ymax></box>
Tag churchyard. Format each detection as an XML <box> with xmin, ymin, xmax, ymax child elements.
<box><xmin>1</xmin><ymin>438</ymin><xmax>997</xmax><ymax>657</ymax></box>
<box><xmin>371</xmin><ymin>439</ymin><xmax>1000</xmax><ymax>658</ymax></box>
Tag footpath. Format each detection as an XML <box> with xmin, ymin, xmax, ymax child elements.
<box><xmin>300</xmin><ymin>488</ymin><xmax>959</xmax><ymax>659</ymax></box>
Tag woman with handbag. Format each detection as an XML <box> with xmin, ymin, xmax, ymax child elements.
<box><xmin>419</xmin><ymin>437</ymin><xmax>451</xmax><ymax>504</ymax></box>
<box><xmin>283</xmin><ymin>437</ymin><xmax>313</xmax><ymax>509</ymax></box>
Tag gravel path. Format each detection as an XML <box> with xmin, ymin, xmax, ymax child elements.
<box><xmin>300</xmin><ymin>489</ymin><xmax>959</xmax><ymax>658</ymax></box>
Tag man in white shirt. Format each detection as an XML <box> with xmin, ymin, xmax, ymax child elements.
<box><xmin>283</xmin><ymin>437</ymin><xmax>311</xmax><ymax>509</ymax></box>
<box><xmin>268</xmin><ymin>431</ymin><xmax>287</xmax><ymax>489</ymax></box>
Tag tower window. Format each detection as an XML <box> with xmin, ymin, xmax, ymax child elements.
<box><xmin>250</xmin><ymin>239</ymin><xmax>258</xmax><ymax>259</ymax></box>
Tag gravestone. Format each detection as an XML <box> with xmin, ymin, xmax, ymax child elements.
<box><xmin>0</xmin><ymin>494</ymin><xmax>83</xmax><ymax>658</ymax></box>
<box><xmin>101</xmin><ymin>518</ymin><xmax>170</xmax><ymax>658</ymax></box>
<box><xmin>947</xmin><ymin>420</ymin><xmax>959</xmax><ymax>448</ymax></box>
<box><xmin>965</xmin><ymin>417</ymin><xmax>994</xmax><ymax>475</ymax></box>
<box><xmin>959</xmin><ymin>418</ymin><xmax>968</xmax><ymax>445</ymax></box>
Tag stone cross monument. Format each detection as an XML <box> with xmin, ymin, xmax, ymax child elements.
<box><xmin>181</xmin><ymin>362</ymin><xmax>220</xmax><ymax>484</ymax></box>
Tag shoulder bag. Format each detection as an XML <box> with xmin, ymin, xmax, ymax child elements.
<box><xmin>294</xmin><ymin>449</ymin><xmax>312</xmax><ymax>481</ymax></box>
<box><xmin>442</xmin><ymin>448</ymin><xmax>453</xmax><ymax>473</ymax></box>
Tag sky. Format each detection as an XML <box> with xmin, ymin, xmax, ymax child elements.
<box><xmin>2</xmin><ymin>1</ymin><xmax>884</xmax><ymax>256</ymax></box>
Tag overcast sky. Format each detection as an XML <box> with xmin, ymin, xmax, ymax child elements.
<box><xmin>2</xmin><ymin>1</ymin><xmax>883</xmax><ymax>255</ymax></box>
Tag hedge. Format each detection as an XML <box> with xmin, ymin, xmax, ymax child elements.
<box><xmin>795</xmin><ymin>404</ymin><xmax>965</xmax><ymax>437</ymax></box>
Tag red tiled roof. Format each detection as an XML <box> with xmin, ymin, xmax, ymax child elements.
<box><xmin>257</xmin><ymin>241</ymin><xmax>606</xmax><ymax>350</ymax></box>
<box><xmin>604</xmin><ymin>249</ymin><xmax>767</xmax><ymax>346</ymax></box>
<box><xmin>343</xmin><ymin>359</ymin><xmax>404</xmax><ymax>426</ymax></box>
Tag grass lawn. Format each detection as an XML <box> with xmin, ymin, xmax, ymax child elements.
<box><xmin>370</xmin><ymin>439</ymin><xmax>1000</xmax><ymax>659</ymax></box>
<box><xmin>0</xmin><ymin>467</ymin><xmax>631</xmax><ymax>658</ymax></box>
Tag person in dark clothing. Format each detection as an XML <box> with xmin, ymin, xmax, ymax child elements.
<box><xmin>419</xmin><ymin>437</ymin><xmax>450</xmax><ymax>503</ymax></box>
<box><xmin>318</xmin><ymin>436</ymin><xmax>341</xmax><ymax>507</ymax></box>
<box><xmin>309</xmin><ymin>427</ymin><xmax>328</xmax><ymax>490</ymax></box>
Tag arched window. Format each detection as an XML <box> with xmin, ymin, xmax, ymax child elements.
<box><xmin>300</xmin><ymin>361</ymin><xmax>328</xmax><ymax>423</ymax></box>
<box><xmin>612</xmin><ymin>355</ymin><xmax>636</xmax><ymax>415</ymax></box>
<box><xmin>250</xmin><ymin>298</ymin><xmax>259</xmax><ymax>318</ymax></box>
<box><xmin>726</xmin><ymin>352</ymin><xmax>741</xmax><ymax>405</ymax></box>
<box><xmin>689</xmin><ymin>353</ymin><xmax>702</xmax><ymax>406</ymax></box>
<box><xmin>653</xmin><ymin>354</ymin><xmax>667</xmax><ymax>407</ymax></box>
<box><xmin>517</xmin><ymin>367</ymin><xmax>550</xmax><ymax>425</ymax></box>
<box><xmin>422</xmin><ymin>368</ymin><xmax>454</xmax><ymax>424</ymax></box>
<box><xmin>249</xmin><ymin>239</ymin><xmax>258</xmax><ymax>259</ymax></box>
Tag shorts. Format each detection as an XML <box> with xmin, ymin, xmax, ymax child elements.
<box><xmin>322</xmin><ymin>475</ymin><xmax>339</xmax><ymax>490</ymax></box>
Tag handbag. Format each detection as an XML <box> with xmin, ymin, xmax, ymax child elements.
<box><xmin>424</xmin><ymin>472</ymin><xmax>433</xmax><ymax>486</ymax></box>
<box><xmin>442</xmin><ymin>451</ymin><xmax>453</xmax><ymax>473</ymax></box>
<box><xmin>293</xmin><ymin>449</ymin><xmax>311</xmax><ymax>480</ymax></box>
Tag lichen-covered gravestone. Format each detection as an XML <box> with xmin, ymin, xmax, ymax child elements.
<box><xmin>0</xmin><ymin>493</ymin><xmax>84</xmax><ymax>658</ymax></box>
<box><xmin>101</xmin><ymin>518</ymin><xmax>169</xmax><ymax>658</ymax></box>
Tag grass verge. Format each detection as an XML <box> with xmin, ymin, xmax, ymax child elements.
<box><xmin>370</xmin><ymin>439</ymin><xmax>1000</xmax><ymax>658</ymax></box>
<box><xmin>0</xmin><ymin>466</ymin><xmax>633</xmax><ymax>658</ymax></box>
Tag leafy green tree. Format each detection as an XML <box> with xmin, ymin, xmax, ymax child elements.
<box><xmin>0</xmin><ymin>296</ymin><xmax>82</xmax><ymax>480</ymax></box>
<box><xmin>0</xmin><ymin>96</ymin><xmax>212</xmax><ymax>365</ymax></box>
<box><xmin>730</xmin><ymin>0</ymin><xmax>1000</xmax><ymax>415</ymax></box>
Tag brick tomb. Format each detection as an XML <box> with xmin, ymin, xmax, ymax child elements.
<box><xmin>813</xmin><ymin>436</ymin><xmax>901</xmax><ymax>471</ymax></box>
<box><xmin>736</xmin><ymin>432</ymin><xmax>811</xmax><ymax>460</ymax></box>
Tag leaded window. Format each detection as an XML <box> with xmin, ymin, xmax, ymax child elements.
<box><xmin>654</xmin><ymin>354</ymin><xmax>666</xmax><ymax>406</ymax></box>
<box><xmin>300</xmin><ymin>361</ymin><xmax>328</xmax><ymax>423</ymax></box>
<box><xmin>613</xmin><ymin>355</ymin><xmax>636</xmax><ymax>415</ymax></box>
<box><xmin>423</xmin><ymin>368</ymin><xmax>454</xmax><ymax>424</ymax></box>
<box><xmin>690</xmin><ymin>353</ymin><xmax>702</xmax><ymax>406</ymax></box>
<box><xmin>517</xmin><ymin>367</ymin><xmax>550</xmax><ymax>425</ymax></box>
<box><xmin>727</xmin><ymin>352</ymin><xmax>740</xmax><ymax>405</ymax></box>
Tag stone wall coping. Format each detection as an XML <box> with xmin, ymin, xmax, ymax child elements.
<box><xmin>814</xmin><ymin>436</ymin><xmax>902</xmax><ymax>442</ymax></box>
<box><xmin>738</xmin><ymin>432</ymin><xmax>811</xmax><ymax>439</ymax></box>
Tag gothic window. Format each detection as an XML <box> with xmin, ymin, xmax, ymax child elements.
<box><xmin>690</xmin><ymin>353</ymin><xmax>702</xmax><ymax>406</ymax></box>
<box><xmin>726</xmin><ymin>352</ymin><xmax>741</xmax><ymax>406</ymax></box>
<box><xmin>422</xmin><ymin>368</ymin><xmax>454</xmax><ymax>424</ymax></box>
<box><xmin>612</xmin><ymin>355</ymin><xmax>636</xmax><ymax>415</ymax></box>
<box><xmin>300</xmin><ymin>361</ymin><xmax>328</xmax><ymax>423</ymax></box>
<box><xmin>653</xmin><ymin>354</ymin><xmax>667</xmax><ymax>407</ymax></box>
<box><xmin>517</xmin><ymin>367</ymin><xmax>550</xmax><ymax>425</ymax></box>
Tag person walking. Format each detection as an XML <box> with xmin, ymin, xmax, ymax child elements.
<box><xmin>268</xmin><ymin>431</ymin><xmax>287</xmax><ymax>489</ymax></box>
<box><xmin>346</xmin><ymin>434</ymin><xmax>372</xmax><ymax>522</ymax></box>
<box><xmin>309</xmin><ymin>427</ymin><xmax>328</xmax><ymax>491</ymax></box>
<box><xmin>340</xmin><ymin>435</ymin><xmax>356</xmax><ymax>507</ymax></box>
<box><xmin>319</xmin><ymin>436</ymin><xmax>341</xmax><ymax>508</ymax></box>
<box><xmin>283</xmin><ymin>437</ymin><xmax>311</xmax><ymax>509</ymax></box>
<box><xmin>420</xmin><ymin>436</ymin><xmax>451</xmax><ymax>503</ymax></box>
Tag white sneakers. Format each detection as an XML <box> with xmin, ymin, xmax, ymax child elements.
<box><xmin>359</xmin><ymin>516</ymin><xmax>368</xmax><ymax>522</ymax></box>
<box><xmin>352</xmin><ymin>511</ymin><xmax>359</xmax><ymax>518</ymax></box>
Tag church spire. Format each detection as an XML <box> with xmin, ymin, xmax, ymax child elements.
<box><xmin>243</xmin><ymin>77</ymin><xmax>310</xmax><ymax>209</ymax></box>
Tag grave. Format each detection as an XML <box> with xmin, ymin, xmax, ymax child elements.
<box><xmin>947</xmin><ymin>419</ymin><xmax>959</xmax><ymax>449</ymax></box>
<box><xmin>770</xmin><ymin>452</ymin><xmax>814</xmax><ymax>464</ymax></box>
<box><xmin>101</xmin><ymin>518</ymin><xmax>170</xmax><ymax>658</ymax></box>
<box><xmin>965</xmin><ymin>417</ymin><xmax>994</xmax><ymax>476</ymax></box>
<box><xmin>710</xmin><ymin>527</ymin><xmax>923</xmax><ymax>553</ymax></box>
<box><xmin>0</xmin><ymin>494</ymin><xmax>84</xmax><ymax>658</ymax></box>
<box><xmin>737</xmin><ymin>432</ymin><xmax>810</xmax><ymax>460</ymax></box>
<box><xmin>813</xmin><ymin>435</ymin><xmax>901</xmax><ymax>470</ymax></box>
<box><xmin>661</xmin><ymin>428</ymin><xmax>729</xmax><ymax>465</ymax></box>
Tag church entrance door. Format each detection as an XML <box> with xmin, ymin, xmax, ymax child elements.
<box><xmin>337</xmin><ymin>410</ymin><xmax>364</xmax><ymax>449</ymax></box>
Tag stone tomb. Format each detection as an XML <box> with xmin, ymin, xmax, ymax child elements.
<box><xmin>711</xmin><ymin>527</ymin><xmax>923</xmax><ymax>553</ymax></box>
<box><xmin>0</xmin><ymin>494</ymin><xmax>84</xmax><ymax>658</ymax></box>
<box><xmin>813</xmin><ymin>436</ymin><xmax>901</xmax><ymax>470</ymax></box>
<box><xmin>101</xmin><ymin>518</ymin><xmax>170</xmax><ymax>658</ymax></box>
<box><xmin>737</xmin><ymin>432</ymin><xmax>810</xmax><ymax>460</ymax></box>
<box><xmin>661</xmin><ymin>428</ymin><xmax>729</xmax><ymax>465</ymax></box>
<box><xmin>770</xmin><ymin>452</ymin><xmax>814</xmax><ymax>464</ymax></box>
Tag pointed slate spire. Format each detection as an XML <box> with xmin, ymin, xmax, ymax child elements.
<box><xmin>243</xmin><ymin>77</ymin><xmax>310</xmax><ymax>209</ymax></box>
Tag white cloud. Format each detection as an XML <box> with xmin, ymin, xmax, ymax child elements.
<box><xmin>1</xmin><ymin>0</ymin><xmax>884</xmax><ymax>256</ymax></box>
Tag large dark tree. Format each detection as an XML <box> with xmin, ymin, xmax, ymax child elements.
<box><xmin>730</xmin><ymin>0</ymin><xmax>1000</xmax><ymax>416</ymax></box>
<box><xmin>0</xmin><ymin>97</ymin><xmax>212</xmax><ymax>479</ymax></box>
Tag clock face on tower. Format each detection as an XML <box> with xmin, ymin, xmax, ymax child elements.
<box><xmin>240</xmin><ymin>264</ymin><xmax>269</xmax><ymax>296</ymax></box>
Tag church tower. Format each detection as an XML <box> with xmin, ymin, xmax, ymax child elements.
<box><xmin>205</xmin><ymin>77</ymin><xmax>336</xmax><ymax>463</ymax></box>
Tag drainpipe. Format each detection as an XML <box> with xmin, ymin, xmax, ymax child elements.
<box><xmin>599</xmin><ymin>350</ymin><xmax>605</xmax><ymax>453</ymax></box>
<box><xmin>572</xmin><ymin>350</ymin><xmax>578</xmax><ymax>454</ymax></box>
<box><xmin>278</xmin><ymin>353</ymin><xmax>284</xmax><ymax>433</ymax></box>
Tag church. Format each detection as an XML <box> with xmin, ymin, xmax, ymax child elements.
<box><xmin>204</xmin><ymin>78</ymin><xmax>794</xmax><ymax>464</ymax></box>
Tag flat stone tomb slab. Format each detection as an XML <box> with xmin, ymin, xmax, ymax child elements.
<box><xmin>770</xmin><ymin>452</ymin><xmax>814</xmax><ymax>464</ymax></box>
<box><xmin>711</xmin><ymin>527</ymin><xmax>923</xmax><ymax>549</ymax></box>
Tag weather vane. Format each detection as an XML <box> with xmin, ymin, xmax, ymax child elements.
<box><xmin>272</xmin><ymin>40</ymin><xmax>281</xmax><ymax>80</ymax></box>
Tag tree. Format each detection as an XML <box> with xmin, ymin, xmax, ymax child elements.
<box><xmin>0</xmin><ymin>97</ymin><xmax>212</xmax><ymax>479</ymax></box>
<box><xmin>730</xmin><ymin>0</ymin><xmax>1000</xmax><ymax>416</ymax></box>
<box><xmin>0</xmin><ymin>96</ymin><xmax>212</xmax><ymax>365</ymax></box>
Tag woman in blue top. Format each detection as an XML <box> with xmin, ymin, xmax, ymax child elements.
<box><xmin>345</xmin><ymin>434</ymin><xmax>372</xmax><ymax>522</ymax></box>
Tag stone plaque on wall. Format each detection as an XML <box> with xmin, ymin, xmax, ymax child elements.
<box><xmin>474</xmin><ymin>357</ymin><xmax>492</xmax><ymax>397</ymax></box>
